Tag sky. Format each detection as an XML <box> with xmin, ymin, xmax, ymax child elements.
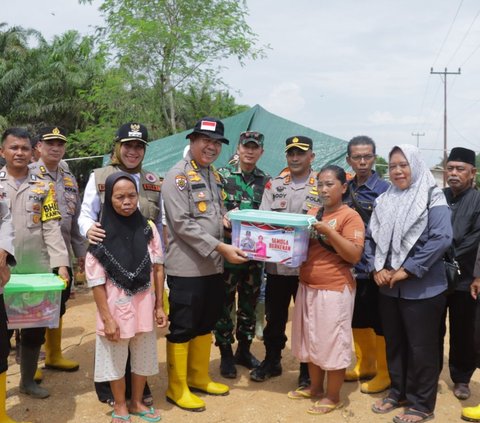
<box><xmin>3</xmin><ymin>0</ymin><xmax>480</xmax><ymax>166</ymax></box>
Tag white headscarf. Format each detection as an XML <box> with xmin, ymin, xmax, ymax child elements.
<box><xmin>369</xmin><ymin>144</ymin><xmax>444</xmax><ymax>271</ymax></box>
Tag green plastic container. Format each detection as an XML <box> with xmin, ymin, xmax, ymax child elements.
<box><xmin>229</xmin><ymin>210</ymin><xmax>316</xmax><ymax>267</ymax></box>
<box><xmin>4</xmin><ymin>273</ymin><xmax>65</xmax><ymax>329</ymax></box>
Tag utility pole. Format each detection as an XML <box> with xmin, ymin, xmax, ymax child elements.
<box><xmin>411</xmin><ymin>132</ymin><xmax>425</xmax><ymax>148</ymax></box>
<box><xmin>430</xmin><ymin>67</ymin><xmax>461</xmax><ymax>187</ymax></box>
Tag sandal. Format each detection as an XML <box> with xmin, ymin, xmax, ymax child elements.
<box><xmin>111</xmin><ymin>412</ymin><xmax>131</xmax><ymax>423</ymax></box>
<box><xmin>393</xmin><ymin>408</ymin><xmax>434</xmax><ymax>423</ymax></box>
<box><xmin>307</xmin><ymin>400</ymin><xmax>344</xmax><ymax>415</ymax></box>
<box><xmin>288</xmin><ymin>387</ymin><xmax>312</xmax><ymax>399</ymax></box>
<box><xmin>371</xmin><ymin>397</ymin><xmax>406</xmax><ymax>414</ymax></box>
<box><xmin>130</xmin><ymin>406</ymin><xmax>161</xmax><ymax>422</ymax></box>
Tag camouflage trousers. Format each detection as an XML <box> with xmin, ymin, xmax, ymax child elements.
<box><xmin>214</xmin><ymin>262</ymin><xmax>263</xmax><ymax>345</ymax></box>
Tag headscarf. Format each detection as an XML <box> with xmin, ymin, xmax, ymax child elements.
<box><xmin>88</xmin><ymin>172</ymin><xmax>153</xmax><ymax>295</ymax></box>
<box><xmin>369</xmin><ymin>144</ymin><xmax>445</xmax><ymax>271</ymax></box>
<box><xmin>110</xmin><ymin>143</ymin><xmax>143</xmax><ymax>174</ymax></box>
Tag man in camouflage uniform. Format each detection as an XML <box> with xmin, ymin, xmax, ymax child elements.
<box><xmin>214</xmin><ymin>131</ymin><xmax>270</xmax><ymax>379</ymax></box>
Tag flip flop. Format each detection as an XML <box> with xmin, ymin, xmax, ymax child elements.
<box><xmin>307</xmin><ymin>401</ymin><xmax>344</xmax><ymax>415</ymax></box>
<box><xmin>371</xmin><ymin>397</ymin><xmax>406</xmax><ymax>414</ymax></box>
<box><xmin>130</xmin><ymin>406</ymin><xmax>161</xmax><ymax>422</ymax></box>
<box><xmin>287</xmin><ymin>387</ymin><xmax>312</xmax><ymax>399</ymax></box>
<box><xmin>393</xmin><ymin>408</ymin><xmax>434</xmax><ymax>423</ymax></box>
<box><xmin>111</xmin><ymin>412</ymin><xmax>131</xmax><ymax>423</ymax></box>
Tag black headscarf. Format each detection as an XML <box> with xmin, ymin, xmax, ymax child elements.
<box><xmin>88</xmin><ymin>172</ymin><xmax>153</xmax><ymax>295</ymax></box>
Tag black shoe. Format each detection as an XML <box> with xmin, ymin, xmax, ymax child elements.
<box><xmin>298</xmin><ymin>362</ymin><xmax>310</xmax><ymax>388</ymax></box>
<box><xmin>250</xmin><ymin>360</ymin><xmax>282</xmax><ymax>382</ymax></box>
<box><xmin>234</xmin><ymin>342</ymin><xmax>261</xmax><ymax>369</ymax></box>
<box><xmin>219</xmin><ymin>344</ymin><xmax>237</xmax><ymax>379</ymax></box>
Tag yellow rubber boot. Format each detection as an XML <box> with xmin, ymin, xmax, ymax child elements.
<box><xmin>166</xmin><ymin>341</ymin><xmax>205</xmax><ymax>412</ymax></box>
<box><xmin>33</xmin><ymin>369</ymin><xmax>42</xmax><ymax>384</ymax></box>
<box><xmin>462</xmin><ymin>404</ymin><xmax>480</xmax><ymax>422</ymax></box>
<box><xmin>187</xmin><ymin>334</ymin><xmax>229</xmax><ymax>396</ymax></box>
<box><xmin>44</xmin><ymin>319</ymin><xmax>79</xmax><ymax>372</ymax></box>
<box><xmin>0</xmin><ymin>371</ymin><xmax>30</xmax><ymax>423</ymax></box>
<box><xmin>361</xmin><ymin>335</ymin><xmax>390</xmax><ymax>393</ymax></box>
<box><xmin>345</xmin><ymin>328</ymin><xmax>376</xmax><ymax>381</ymax></box>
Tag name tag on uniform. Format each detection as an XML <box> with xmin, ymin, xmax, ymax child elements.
<box><xmin>143</xmin><ymin>184</ymin><xmax>161</xmax><ymax>192</ymax></box>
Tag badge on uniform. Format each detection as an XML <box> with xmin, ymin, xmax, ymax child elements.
<box><xmin>198</xmin><ymin>192</ymin><xmax>206</xmax><ymax>199</ymax></box>
<box><xmin>175</xmin><ymin>175</ymin><xmax>187</xmax><ymax>191</ymax></box>
<box><xmin>310</xmin><ymin>188</ymin><xmax>318</xmax><ymax>195</ymax></box>
<box><xmin>145</xmin><ymin>172</ymin><xmax>157</xmax><ymax>183</ymax></box>
<box><xmin>32</xmin><ymin>214</ymin><xmax>41</xmax><ymax>224</ymax></box>
<box><xmin>197</xmin><ymin>201</ymin><xmax>207</xmax><ymax>213</ymax></box>
<box><xmin>309</xmin><ymin>177</ymin><xmax>315</xmax><ymax>186</ymax></box>
<box><xmin>187</xmin><ymin>171</ymin><xmax>201</xmax><ymax>182</ymax></box>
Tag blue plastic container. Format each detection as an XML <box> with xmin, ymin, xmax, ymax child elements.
<box><xmin>229</xmin><ymin>210</ymin><xmax>316</xmax><ymax>267</ymax></box>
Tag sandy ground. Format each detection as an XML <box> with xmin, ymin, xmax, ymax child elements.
<box><xmin>4</xmin><ymin>286</ymin><xmax>479</xmax><ymax>423</ymax></box>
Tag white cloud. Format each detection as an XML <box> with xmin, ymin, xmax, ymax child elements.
<box><xmin>265</xmin><ymin>82</ymin><xmax>306</xmax><ymax>116</ymax></box>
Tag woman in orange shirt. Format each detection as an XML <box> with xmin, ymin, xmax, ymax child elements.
<box><xmin>289</xmin><ymin>165</ymin><xmax>365</xmax><ymax>415</ymax></box>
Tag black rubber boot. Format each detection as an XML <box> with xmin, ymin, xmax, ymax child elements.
<box><xmin>19</xmin><ymin>345</ymin><xmax>50</xmax><ymax>399</ymax></box>
<box><xmin>219</xmin><ymin>344</ymin><xmax>237</xmax><ymax>379</ymax></box>
<box><xmin>298</xmin><ymin>362</ymin><xmax>311</xmax><ymax>388</ymax></box>
<box><xmin>250</xmin><ymin>349</ymin><xmax>282</xmax><ymax>382</ymax></box>
<box><xmin>234</xmin><ymin>341</ymin><xmax>260</xmax><ymax>370</ymax></box>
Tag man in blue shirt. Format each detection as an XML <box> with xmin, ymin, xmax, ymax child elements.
<box><xmin>343</xmin><ymin>136</ymin><xmax>390</xmax><ymax>394</ymax></box>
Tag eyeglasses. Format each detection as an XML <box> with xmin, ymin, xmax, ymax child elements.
<box><xmin>349</xmin><ymin>154</ymin><xmax>375</xmax><ymax>162</ymax></box>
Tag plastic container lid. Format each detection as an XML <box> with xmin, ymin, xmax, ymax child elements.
<box><xmin>4</xmin><ymin>273</ymin><xmax>65</xmax><ymax>293</ymax></box>
<box><xmin>229</xmin><ymin>209</ymin><xmax>316</xmax><ymax>227</ymax></box>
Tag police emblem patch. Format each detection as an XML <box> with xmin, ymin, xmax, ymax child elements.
<box><xmin>145</xmin><ymin>172</ymin><xmax>157</xmax><ymax>183</ymax></box>
<box><xmin>197</xmin><ymin>201</ymin><xmax>207</xmax><ymax>212</ymax></box>
<box><xmin>175</xmin><ymin>175</ymin><xmax>187</xmax><ymax>191</ymax></box>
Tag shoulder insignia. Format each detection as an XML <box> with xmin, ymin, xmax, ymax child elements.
<box><xmin>221</xmin><ymin>189</ymin><xmax>227</xmax><ymax>200</ymax></box>
<box><xmin>39</xmin><ymin>165</ymin><xmax>47</xmax><ymax>174</ymax></box>
<box><xmin>143</xmin><ymin>183</ymin><xmax>161</xmax><ymax>192</ymax></box>
<box><xmin>309</xmin><ymin>177</ymin><xmax>315</xmax><ymax>186</ymax></box>
<box><xmin>0</xmin><ymin>171</ymin><xmax>6</xmax><ymax>179</ymax></box>
<box><xmin>145</xmin><ymin>172</ymin><xmax>157</xmax><ymax>183</ymax></box>
<box><xmin>175</xmin><ymin>175</ymin><xmax>187</xmax><ymax>191</ymax></box>
<box><xmin>213</xmin><ymin>171</ymin><xmax>221</xmax><ymax>183</ymax></box>
<box><xmin>190</xmin><ymin>160</ymin><xmax>199</xmax><ymax>170</ymax></box>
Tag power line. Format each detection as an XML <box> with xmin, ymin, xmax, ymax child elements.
<box><xmin>447</xmin><ymin>7</ymin><xmax>480</xmax><ymax>65</ymax></box>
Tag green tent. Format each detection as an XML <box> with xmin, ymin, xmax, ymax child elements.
<box><xmin>141</xmin><ymin>104</ymin><xmax>349</xmax><ymax>177</ymax></box>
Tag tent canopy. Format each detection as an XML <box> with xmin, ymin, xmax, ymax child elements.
<box><xmin>141</xmin><ymin>104</ymin><xmax>349</xmax><ymax>177</ymax></box>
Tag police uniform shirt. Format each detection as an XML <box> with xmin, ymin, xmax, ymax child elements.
<box><xmin>162</xmin><ymin>151</ymin><xmax>225</xmax><ymax>277</ymax></box>
<box><xmin>29</xmin><ymin>160</ymin><xmax>87</xmax><ymax>260</ymax></box>
<box><xmin>0</xmin><ymin>200</ymin><xmax>15</xmax><ymax>295</ymax></box>
<box><xmin>0</xmin><ymin>167</ymin><xmax>69</xmax><ymax>274</ymax></box>
<box><xmin>259</xmin><ymin>168</ymin><xmax>321</xmax><ymax>276</ymax></box>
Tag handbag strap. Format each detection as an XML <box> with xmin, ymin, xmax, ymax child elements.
<box><xmin>315</xmin><ymin>207</ymin><xmax>338</xmax><ymax>254</ymax></box>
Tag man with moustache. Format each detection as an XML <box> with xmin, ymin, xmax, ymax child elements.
<box><xmin>439</xmin><ymin>147</ymin><xmax>480</xmax><ymax>401</ymax></box>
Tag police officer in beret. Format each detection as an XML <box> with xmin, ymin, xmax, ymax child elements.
<box><xmin>250</xmin><ymin>136</ymin><xmax>321</xmax><ymax>388</ymax></box>
<box><xmin>29</xmin><ymin>126</ymin><xmax>86</xmax><ymax>381</ymax></box>
<box><xmin>162</xmin><ymin>117</ymin><xmax>248</xmax><ymax>412</ymax></box>
<box><xmin>0</xmin><ymin>127</ymin><xmax>69</xmax><ymax>399</ymax></box>
<box><xmin>79</xmin><ymin>122</ymin><xmax>162</xmax><ymax>406</ymax></box>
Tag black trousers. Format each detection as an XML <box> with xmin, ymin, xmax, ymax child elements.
<box><xmin>380</xmin><ymin>292</ymin><xmax>446</xmax><ymax>414</ymax></box>
<box><xmin>0</xmin><ymin>295</ymin><xmax>9</xmax><ymax>373</ymax></box>
<box><xmin>439</xmin><ymin>290</ymin><xmax>477</xmax><ymax>383</ymax></box>
<box><xmin>166</xmin><ymin>274</ymin><xmax>224</xmax><ymax>343</ymax></box>
<box><xmin>351</xmin><ymin>277</ymin><xmax>383</xmax><ymax>335</ymax></box>
<box><xmin>263</xmin><ymin>274</ymin><xmax>299</xmax><ymax>358</ymax></box>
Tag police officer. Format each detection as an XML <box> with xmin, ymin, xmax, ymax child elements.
<box><xmin>162</xmin><ymin>117</ymin><xmax>248</xmax><ymax>412</ymax></box>
<box><xmin>29</xmin><ymin>126</ymin><xmax>86</xmax><ymax>379</ymax></box>
<box><xmin>79</xmin><ymin>122</ymin><xmax>162</xmax><ymax>406</ymax></box>
<box><xmin>0</xmin><ymin>127</ymin><xmax>70</xmax><ymax>399</ymax></box>
<box><xmin>250</xmin><ymin>136</ymin><xmax>321</xmax><ymax>388</ymax></box>
<box><xmin>0</xmin><ymin>199</ymin><xmax>17</xmax><ymax>422</ymax></box>
<box><xmin>343</xmin><ymin>136</ymin><xmax>390</xmax><ymax>394</ymax></box>
<box><xmin>214</xmin><ymin>131</ymin><xmax>270</xmax><ymax>379</ymax></box>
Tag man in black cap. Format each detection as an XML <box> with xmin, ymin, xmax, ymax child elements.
<box><xmin>162</xmin><ymin>117</ymin><xmax>248</xmax><ymax>412</ymax></box>
<box><xmin>440</xmin><ymin>147</ymin><xmax>480</xmax><ymax>401</ymax></box>
<box><xmin>79</xmin><ymin>122</ymin><xmax>163</xmax><ymax>407</ymax></box>
<box><xmin>250</xmin><ymin>136</ymin><xmax>321</xmax><ymax>387</ymax></box>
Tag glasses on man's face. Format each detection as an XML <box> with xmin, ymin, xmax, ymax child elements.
<box><xmin>349</xmin><ymin>154</ymin><xmax>375</xmax><ymax>162</ymax></box>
